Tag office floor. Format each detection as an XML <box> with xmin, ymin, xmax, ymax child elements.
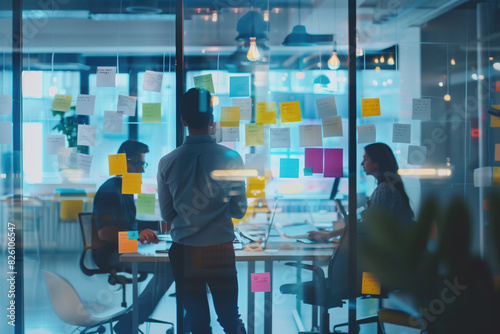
<box><xmin>17</xmin><ymin>251</ymin><xmax>418</xmax><ymax>334</ymax></box>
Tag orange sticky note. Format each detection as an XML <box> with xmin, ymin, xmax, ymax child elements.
<box><xmin>122</xmin><ymin>173</ymin><xmax>142</xmax><ymax>194</ymax></box>
<box><xmin>246</xmin><ymin>176</ymin><xmax>266</xmax><ymax>198</ymax></box>
<box><xmin>245</xmin><ymin>123</ymin><xmax>264</xmax><ymax>146</ymax></box>
<box><xmin>118</xmin><ymin>231</ymin><xmax>138</xmax><ymax>253</ymax></box>
<box><xmin>220</xmin><ymin>106</ymin><xmax>240</xmax><ymax>127</ymax></box>
<box><xmin>280</xmin><ymin>101</ymin><xmax>301</xmax><ymax>123</ymax></box>
<box><xmin>361</xmin><ymin>272</ymin><xmax>381</xmax><ymax>295</ymax></box>
<box><xmin>496</xmin><ymin>80</ymin><xmax>500</xmax><ymax>92</ymax></box>
<box><xmin>256</xmin><ymin>102</ymin><xmax>277</xmax><ymax>124</ymax></box>
<box><xmin>108</xmin><ymin>153</ymin><xmax>127</xmax><ymax>176</ymax></box>
<box><xmin>495</xmin><ymin>144</ymin><xmax>500</xmax><ymax>161</ymax></box>
<box><xmin>361</xmin><ymin>98</ymin><xmax>381</xmax><ymax>117</ymax></box>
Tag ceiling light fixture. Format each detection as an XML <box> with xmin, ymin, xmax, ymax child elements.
<box><xmin>387</xmin><ymin>55</ymin><xmax>395</xmax><ymax>65</ymax></box>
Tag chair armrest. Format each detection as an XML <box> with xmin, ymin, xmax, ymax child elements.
<box><xmin>284</xmin><ymin>262</ymin><xmax>326</xmax><ymax>288</ymax></box>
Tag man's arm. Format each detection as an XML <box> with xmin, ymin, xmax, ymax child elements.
<box><xmin>228</xmin><ymin>156</ymin><xmax>247</xmax><ymax>219</ymax></box>
<box><xmin>157</xmin><ymin>162</ymin><xmax>178</xmax><ymax>222</ymax></box>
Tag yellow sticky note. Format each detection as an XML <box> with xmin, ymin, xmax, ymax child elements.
<box><xmin>52</xmin><ymin>94</ymin><xmax>72</xmax><ymax>112</ymax></box>
<box><xmin>361</xmin><ymin>98</ymin><xmax>381</xmax><ymax>117</ymax></box>
<box><xmin>137</xmin><ymin>194</ymin><xmax>155</xmax><ymax>215</ymax></box>
<box><xmin>108</xmin><ymin>153</ymin><xmax>127</xmax><ymax>176</ymax></box>
<box><xmin>256</xmin><ymin>102</ymin><xmax>277</xmax><ymax>124</ymax></box>
<box><xmin>193</xmin><ymin>74</ymin><xmax>215</xmax><ymax>94</ymax></box>
<box><xmin>361</xmin><ymin>272</ymin><xmax>381</xmax><ymax>295</ymax></box>
<box><xmin>495</xmin><ymin>144</ymin><xmax>500</xmax><ymax>161</ymax></box>
<box><xmin>122</xmin><ymin>173</ymin><xmax>142</xmax><ymax>194</ymax></box>
<box><xmin>118</xmin><ymin>231</ymin><xmax>138</xmax><ymax>253</ymax></box>
<box><xmin>491</xmin><ymin>106</ymin><xmax>500</xmax><ymax>127</ymax></box>
<box><xmin>493</xmin><ymin>167</ymin><xmax>500</xmax><ymax>186</ymax></box>
<box><xmin>280</xmin><ymin>101</ymin><xmax>301</xmax><ymax>123</ymax></box>
<box><xmin>245</xmin><ymin>123</ymin><xmax>264</xmax><ymax>146</ymax></box>
<box><xmin>142</xmin><ymin>103</ymin><xmax>161</xmax><ymax>123</ymax></box>
<box><xmin>246</xmin><ymin>176</ymin><xmax>266</xmax><ymax>198</ymax></box>
<box><xmin>220</xmin><ymin>106</ymin><xmax>240</xmax><ymax>127</ymax></box>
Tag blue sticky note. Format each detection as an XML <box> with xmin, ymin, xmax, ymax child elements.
<box><xmin>280</xmin><ymin>158</ymin><xmax>299</xmax><ymax>178</ymax></box>
<box><xmin>303</xmin><ymin>168</ymin><xmax>313</xmax><ymax>176</ymax></box>
<box><xmin>229</xmin><ymin>76</ymin><xmax>250</xmax><ymax>97</ymax></box>
<box><xmin>128</xmin><ymin>231</ymin><xmax>139</xmax><ymax>240</ymax></box>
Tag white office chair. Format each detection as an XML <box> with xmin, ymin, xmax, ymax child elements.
<box><xmin>43</xmin><ymin>270</ymin><xmax>128</xmax><ymax>334</ymax></box>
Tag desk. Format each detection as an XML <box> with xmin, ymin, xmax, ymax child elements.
<box><xmin>121</xmin><ymin>243</ymin><xmax>334</xmax><ymax>334</ymax></box>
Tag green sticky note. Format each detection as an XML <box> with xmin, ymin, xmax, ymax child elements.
<box><xmin>303</xmin><ymin>168</ymin><xmax>313</xmax><ymax>176</ymax></box>
<box><xmin>193</xmin><ymin>74</ymin><xmax>215</xmax><ymax>94</ymax></box>
<box><xmin>142</xmin><ymin>103</ymin><xmax>161</xmax><ymax>123</ymax></box>
<box><xmin>52</xmin><ymin>94</ymin><xmax>72</xmax><ymax>112</ymax></box>
<box><xmin>137</xmin><ymin>194</ymin><xmax>156</xmax><ymax>215</ymax></box>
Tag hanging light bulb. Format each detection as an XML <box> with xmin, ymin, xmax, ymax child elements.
<box><xmin>379</xmin><ymin>55</ymin><xmax>385</xmax><ymax>63</ymax></box>
<box><xmin>247</xmin><ymin>37</ymin><xmax>261</xmax><ymax>61</ymax></box>
<box><xmin>444</xmin><ymin>94</ymin><xmax>451</xmax><ymax>101</ymax></box>
<box><xmin>387</xmin><ymin>55</ymin><xmax>395</xmax><ymax>65</ymax></box>
<box><xmin>211</xmin><ymin>11</ymin><xmax>218</xmax><ymax>22</ymax></box>
<box><xmin>211</xmin><ymin>96</ymin><xmax>219</xmax><ymax>106</ymax></box>
<box><xmin>328</xmin><ymin>51</ymin><xmax>340</xmax><ymax>70</ymax></box>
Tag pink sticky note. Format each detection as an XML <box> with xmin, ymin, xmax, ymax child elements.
<box><xmin>324</xmin><ymin>148</ymin><xmax>343</xmax><ymax>177</ymax></box>
<box><xmin>251</xmin><ymin>272</ymin><xmax>271</xmax><ymax>293</ymax></box>
<box><xmin>305</xmin><ymin>148</ymin><xmax>324</xmax><ymax>173</ymax></box>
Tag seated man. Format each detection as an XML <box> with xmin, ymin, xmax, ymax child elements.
<box><xmin>92</xmin><ymin>140</ymin><xmax>174</xmax><ymax>334</ymax></box>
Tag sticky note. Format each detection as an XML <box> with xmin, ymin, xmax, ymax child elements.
<box><xmin>303</xmin><ymin>168</ymin><xmax>313</xmax><ymax>176</ymax></box>
<box><xmin>143</xmin><ymin>70</ymin><xmax>163</xmax><ymax>92</ymax></box>
<box><xmin>77</xmin><ymin>125</ymin><xmax>97</xmax><ymax>146</ymax></box>
<box><xmin>305</xmin><ymin>148</ymin><xmax>323</xmax><ymax>173</ymax></box>
<box><xmin>408</xmin><ymin>145</ymin><xmax>427</xmax><ymax>165</ymax></box>
<box><xmin>229</xmin><ymin>76</ymin><xmax>250</xmax><ymax>97</ymax></box>
<box><xmin>245</xmin><ymin>123</ymin><xmax>264</xmax><ymax>146</ymax></box>
<box><xmin>270</xmin><ymin>128</ymin><xmax>291</xmax><ymax>148</ymax></box>
<box><xmin>96</xmin><ymin>66</ymin><xmax>116</xmax><ymax>87</ymax></box>
<box><xmin>361</xmin><ymin>98</ymin><xmax>381</xmax><ymax>117</ymax></box>
<box><xmin>75</xmin><ymin>94</ymin><xmax>96</xmax><ymax>116</ymax></box>
<box><xmin>256</xmin><ymin>102</ymin><xmax>277</xmax><ymax>124</ymax></box>
<box><xmin>495</xmin><ymin>144</ymin><xmax>500</xmax><ymax>161</ymax></box>
<box><xmin>496</xmin><ymin>80</ymin><xmax>500</xmax><ymax>92</ymax></box>
<box><xmin>232</xmin><ymin>98</ymin><xmax>252</xmax><ymax>121</ymax></box>
<box><xmin>122</xmin><ymin>173</ymin><xmax>142</xmax><ymax>194</ymax></box>
<box><xmin>52</xmin><ymin>94</ymin><xmax>72</xmax><ymax>112</ymax></box>
<box><xmin>361</xmin><ymin>272</ymin><xmax>381</xmax><ymax>295</ymax></box>
<box><xmin>221</xmin><ymin>127</ymin><xmax>240</xmax><ymax>142</ymax></box>
<box><xmin>357</xmin><ymin>124</ymin><xmax>376</xmax><ymax>144</ymax></box>
<box><xmin>473</xmin><ymin>167</ymin><xmax>492</xmax><ymax>187</ymax></box>
<box><xmin>322</xmin><ymin>116</ymin><xmax>343</xmax><ymax>137</ymax></box>
<box><xmin>494</xmin><ymin>167</ymin><xmax>500</xmax><ymax>186</ymax></box>
<box><xmin>0</xmin><ymin>94</ymin><xmax>12</xmax><ymax>115</ymax></box>
<box><xmin>324</xmin><ymin>148</ymin><xmax>343</xmax><ymax>177</ymax></box>
<box><xmin>299</xmin><ymin>125</ymin><xmax>323</xmax><ymax>147</ymax></box>
<box><xmin>412</xmin><ymin>98</ymin><xmax>431</xmax><ymax>120</ymax></box>
<box><xmin>45</xmin><ymin>135</ymin><xmax>65</xmax><ymax>155</ymax></box>
<box><xmin>245</xmin><ymin>154</ymin><xmax>268</xmax><ymax>176</ymax></box>
<box><xmin>77</xmin><ymin>153</ymin><xmax>92</xmax><ymax>175</ymax></box>
<box><xmin>0</xmin><ymin>122</ymin><xmax>11</xmax><ymax>144</ymax></box>
<box><xmin>117</xmin><ymin>95</ymin><xmax>137</xmax><ymax>116</ymax></box>
<box><xmin>137</xmin><ymin>194</ymin><xmax>156</xmax><ymax>215</ymax></box>
<box><xmin>280</xmin><ymin>101</ymin><xmax>301</xmax><ymax>123</ymax></box>
<box><xmin>280</xmin><ymin>158</ymin><xmax>299</xmax><ymax>178</ymax></box>
<box><xmin>118</xmin><ymin>231</ymin><xmax>138</xmax><ymax>253</ymax></box>
<box><xmin>392</xmin><ymin>123</ymin><xmax>411</xmax><ymax>144</ymax></box>
<box><xmin>128</xmin><ymin>231</ymin><xmax>139</xmax><ymax>239</ymax></box>
<box><xmin>251</xmin><ymin>272</ymin><xmax>271</xmax><ymax>293</ymax></box>
<box><xmin>142</xmin><ymin>103</ymin><xmax>162</xmax><ymax>123</ymax></box>
<box><xmin>315</xmin><ymin>96</ymin><xmax>337</xmax><ymax>119</ymax></box>
<box><xmin>194</xmin><ymin>74</ymin><xmax>215</xmax><ymax>94</ymax></box>
<box><xmin>491</xmin><ymin>114</ymin><xmax>500</xmax><ymax>127</ymax></box>
<box><xmin>220</xmin><ymin>106</ymin><xmax>240</xmax><ymax>127</ymax></box>
<box><xmin>103</xmin><ymin>110</ymin><xmax>123</xmax><ymax>132</ymax></box>
<box><xmin>58</xmin><ymin>147</ymin><xmax>78</xmax><ymax>169</ymax></box>
<box><xmin>247</xmin><ymin>177</ymin><xmax>266</xmax><ymax>198</ymax></box>
<box><xmin>483</xmin><ymin>199</ymin><xmax>490</xmax><ymax>211</ymax></box>
<box><xmin>108</xmin><ymin>153</ymin><xmax>127</xmax><ymax>176</ymax></box>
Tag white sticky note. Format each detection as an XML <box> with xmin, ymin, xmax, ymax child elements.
<box><xmin>357</xmin><ymin>124</ymin><xmax>376</xmax><ymax>144</ymax></box>
<box><xmin>474</xmin><ymin>167</ymin><xmax>492</xmax><ymax>187</ymax></box>
<box><xmin>393</xmin><ymin>123</ymin><xmax>411</xmax><ymax>143</ymax></box>
<box><xmin>322</xmin><ymin>116</ymin><xmax>343</xmax><ymax>137</ymax></box>
<box><xmin>232</xmin><ymin>98</ymin><xmax>252</xmax><ymax>121</ymax></box>
<box><xmin>117</xmin><ymin>95</ymin><xmax>137</xmax><ymax>116</ymax></box>
<box><xmin>270</xmin><ymin>128</ymin><xmax>291</xmax><ymax>148</ymax></box>
<box><xmin>75</xmin><ymin>94</ymin><xmax>96</xmax><ymax>116</ymax></box>
<box><xmin>103</xmin><ymin>111</ymin><xmax>123</xmax><ymax>132</ymax></box>
<box><xmin>408</xmin><ymin>145</ymin><xmax>427</xmax><ymax>165</ymax></box>
<box><xmin>0</xmin><ymin>94</ymin><xmax>12</xmax><ymax>115</ymax></box>
<box><xmin>77</xmin><ymin>125</ymin><xmax>97</xmax><ymax>146</ymax></box>
<box><xmin>96</xmin><ymin>66</ymin><xmax>116</xmax><ymax>87</ymax></box>
<box><xmin>213</xmin><ymin>122</ymin><xmax>222</xmax><ymax>143</ymax></box>
<box><xmin>412</xmin><ymin>98</ymin><xmax>431</xmax><ymax>120</ymax></box>
<box><xmin>299</xmin><ymin>125</ymin><xmax>323</xmax><ymax>147</ymax></box>
<box><xmin>221</xmin><ymin>127</ymin><xmax>240</xmax><ymax>142</ymax></box>
<box><xmin>143</xmin><ymin>70</ymin><xmax>163</xmax><ymax>92</ymax></box>
<box><xmin>245</xmin><ymin>154</ymin><xmax>268</xmax><ymax>176</ymax></box>
<box><xmin>315</xmin><ymin>96</ymin><xmax>337</xmax><ymax>119</ymax></box>
<box><xmin>58</xmin><ymin>147</ymin><xmax>78</xmax><ymax>169</ymax></box>
<box><xmin>77</xmin><ymin>153</ymin><xmax>93</xmax><ymax>175</ymax></box>
<box><xmin>45</xmin><ymin>135</ymin><xmax>65</xmax><ymax>155</ymax></box>
<box><xmin>0</xmin><ymin>122</ymin><xmax>11</xmax><ymax>144</ymax></box>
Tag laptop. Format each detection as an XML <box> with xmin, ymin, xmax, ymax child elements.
<box><xmin>234</xmin><ymin>199</ymin><xmax>279</xmax><ymax>250</ymax></box>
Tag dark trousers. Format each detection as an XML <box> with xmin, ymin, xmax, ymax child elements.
<box><xmin>169</xmin><ymin>242</ymin><xmax>247</xmax><ymax>334</ymax></box>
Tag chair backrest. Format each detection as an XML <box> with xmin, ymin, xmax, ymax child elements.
<box><xmin>43</xmin><ymin>270</ymin><xmax>96</xmax><ymax>327</ymax></box>
<box><xmin>78</xmin><ymin>212</ymin><xmax>106</xmax><ymax>276</ymax></box>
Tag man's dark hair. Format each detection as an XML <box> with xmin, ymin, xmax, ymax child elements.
<box><xmin>117</xmin><ymin>140</ymin><xmax>149</xmax><ymax>159</ymax></box>
<box><xmin>181</xmin><ymin>88</ymin><xmax>213</xmax><ymax>130</ymax></box>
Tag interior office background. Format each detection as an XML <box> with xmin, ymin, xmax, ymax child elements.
<box><xmin>0</xmin><ymin>0</ymin><xmax>499</xmax><ymax>333</ymax></box>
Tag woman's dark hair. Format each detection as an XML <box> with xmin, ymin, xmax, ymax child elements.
<box><xmin>181</xmin><ymin>88</ymin><xmax>213</xmax><ymax>130</ymax></box>
<box><xmin>364</xmin><ymin>142</ymin><xmax>413</xmax><ymax>218</ymax></box>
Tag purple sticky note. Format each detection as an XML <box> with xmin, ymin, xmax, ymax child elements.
<box><xmin>324</xmin><ymin>149</ymin><xmax>343</xmax><ymax>177</ymax></box>
<box><xmin>251</xmin><ymin>272</ymin><xmax>271</xmax><ymax>293</ymax></box>
<box><xmin>305</xmin><ymin>148</ymin><xmax>324</xmax><ymax>173</ymax></box>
